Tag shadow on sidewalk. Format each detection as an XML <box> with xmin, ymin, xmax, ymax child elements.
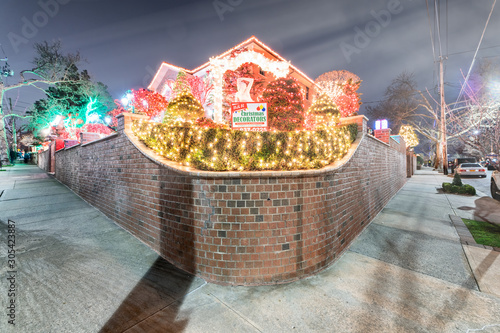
<box><xmin>101</xmin><ymin>167</ymin><xmax>201</xmax><ymax>332</ymax></box>
<box><xmin>457</xmin><ymin>197</ymin><xmax>500</xmax><ymax>226</ymax></box>
<box><xmin>100</xmin><ymin>257</ymin><xmax>195</xmax><ymax>332</ymax></box>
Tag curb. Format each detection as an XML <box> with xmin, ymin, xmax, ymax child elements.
<box><xmin>449</xmin><ymin>214</ymin><xmax>500</xmax><ymax>252</ymax></box>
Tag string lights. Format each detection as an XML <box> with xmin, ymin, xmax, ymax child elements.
<box><xmin>399</xmin><ymin>125</ymin><xmax>419</xmax><ymax>147</ymax></box>
<box><xmin>210</xmin><ymin>50</ymin><xmax>290</xmax><ymax>123</ymax></box>
<box><xmin>132</xmin><ymin>120</ymin><xmax>354</xmax><ymax>172</ymax></box>
<box><xmin>166</xmin><ymin>90</ymin><xmax>205</xmax><ymax>122</ymax></box>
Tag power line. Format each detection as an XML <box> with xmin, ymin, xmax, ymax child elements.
<box><xmin>447</xmin><ymin>44</ymin><xmax>500</xmax><ymax>56</ymax></box>
<box><xmin>425</xmin><ymin>0</ymin><xmax>437</xmax><ymax>62</ymax></box>
<box><xmin>453</xmin><ymin>0</ymin><xmax>497</xmax><ymax>107</ymax></box>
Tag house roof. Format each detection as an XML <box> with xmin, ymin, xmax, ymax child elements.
<box><xmin>149</xmin><ymin>36</ymin><xmax>315</xmax><ymax>91</ymax></box>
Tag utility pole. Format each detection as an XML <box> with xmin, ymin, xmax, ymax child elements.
<box><xmin>9</xmin><ymin>98</ymin><xmax>17</xmax><ymax>155</ymax></box>
<box><xmin>439</xmin><ymin>56</ymin><xmax>448</xmax><ymax>175</ymax></box>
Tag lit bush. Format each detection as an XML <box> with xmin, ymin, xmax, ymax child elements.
<box><xmin>133</xmin><ymin>120</ymin><xmax>354</xmax><ymax>171</ymax></box>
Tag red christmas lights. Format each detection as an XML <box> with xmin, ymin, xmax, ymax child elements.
<box><xmin>262</xmin><ymin>77</ymin><xmax>305</xmax><ymax>131</ymax></box>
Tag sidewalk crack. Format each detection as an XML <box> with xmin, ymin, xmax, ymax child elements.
<box><xmin>209</xmin><ymin>293</ymin><xmax>263</xmax><ymax>332</ymax></box>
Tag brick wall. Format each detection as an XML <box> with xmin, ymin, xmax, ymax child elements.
<box><xmin>37</xmin><ymin>141</ymin><xmax>55</xmax><ymax>173</ymax></box>
<box><xmin>374</xmin><ymin>128</ymin><xmax>391</xmax><ymax>143</ymax></box>
<box><xmin>80</xmin><ymin>132</ymin><xmax>101</xmax><ymax>145</ymax></box>
<box><xmin>52</xmin><ymin>113</ymin><xmax>407</xmax><ymax>286</ymax></box>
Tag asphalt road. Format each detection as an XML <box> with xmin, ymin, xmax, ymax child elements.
<box><xmin>451</xmin><ymin>170</ymin><xmax>493</xmax><ymax>197</ymax></box>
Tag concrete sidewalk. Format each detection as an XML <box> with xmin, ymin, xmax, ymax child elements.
<box><xmin>1</xmin><ymin>164</ymin><xmax>500</xmax><ymax>332</ymax></box>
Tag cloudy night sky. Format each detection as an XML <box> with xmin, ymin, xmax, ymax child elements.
<box><xmin>1</xmin><ymin>0</ymin><xmax>499</xmax><ymax>118</ymax></box>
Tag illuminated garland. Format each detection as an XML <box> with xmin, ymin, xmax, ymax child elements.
<box><xmin>132</xmin><ymin>120</ymin><xmax>354</xmax><ymax>171</ymax></box>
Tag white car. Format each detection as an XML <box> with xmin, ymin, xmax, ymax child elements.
<box><xmin>492</xmin><ymin>170</ymin><xmax>500</xmax><ymax>200</ymax></box>
<box><xmin>455</xmin><ymin>163</ymin><xmax>487</xmax><ymax>178</ymax></box>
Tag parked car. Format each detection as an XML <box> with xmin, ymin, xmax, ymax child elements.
<box><xmin>454</xmin><ymin>163</ymin><xmax>487</xmax><ymax>178</ymax></box>
<box><xmin>491</xmin><ymin>169</ymin><xmax>500</xmax><ymax>200</ymax></box>
<box><xmin>451</xmin><ymin>157</ymin><xmax>477</xmax><ymax>173</ymax></box>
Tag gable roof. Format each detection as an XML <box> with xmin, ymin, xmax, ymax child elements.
<box><xmin>149</xmin><ymin>36</ymin><xmax>315</xmax><ymax>91</ymax></box>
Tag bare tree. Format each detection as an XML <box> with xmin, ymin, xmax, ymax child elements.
<box><xmin>365</xmin><ymin>72</ymin><xmax>420</xmax><ymax>134</ymax></box>
<box><xmin>365</xmin><ymin>70</ymin><xmax>489</xmax><ymax>169</ymax></box>
<box><xmin>448</xmin><ymin>60</ymin><xmax>500</xmax><ymax>158</ymax></box>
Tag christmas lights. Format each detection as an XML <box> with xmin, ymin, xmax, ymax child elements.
<box><xmin>166</xmin><ymin>90</ymin><xmax>205</xmax><ymax>122</ymax></box>
<box><xmin>399</xmin><ymin>125</ymin><xmax>419</xmax><ymax>147</ymax></box>
<box><xmin>262</xmin><ymin>77</ymin><xmax>305</xmax><ymax>131</ymax></box>
<box><xmin>307</xmin><ymin>93</ymin><xmax>340</xmax><ymax>129</ymax></box>
<box><xmin>210</xmin><ymin>50</ymin><xmax>290</xmax><ymax>123</ymax></box>
<box><xmin>132</xmin><ymin>119</ymin><xmax>354</xmax><ymax>172</ymax></box>
<box><xmin>315</xmin><ymin>72</ymin><xmax>362</xmax><ymax>118</ymax></box>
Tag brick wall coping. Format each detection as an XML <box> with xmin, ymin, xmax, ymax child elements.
<box><xmin>339</xmin><ymin>115</ymin><xmax>368</xmax><ymax>127</ymax></box>
<box><xmin>119</xmin><ymin>113</ymin><xmax>367</xmax><ymax>179</ymax></box>
<box><xmin>54</xmin><ymin>132</ymin><xmax>119</xmax><ymax>153</ymax></box>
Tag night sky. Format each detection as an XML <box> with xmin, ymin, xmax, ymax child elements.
<box><xmin>1</xmin><ymin>0</ymin><xmax>499</xmax><ymax>117</ymax></box>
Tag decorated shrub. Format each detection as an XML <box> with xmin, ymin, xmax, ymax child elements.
<box><xmin>314</xmin><ymin>70</ymin><xmax>362</xmax><ymax>117</ymax></box>
<box><xmin>308</xmin><ymin>93</ymin><xmax>340</xmax><ymax>127</ymax></box>
<box><xmin>133</xmin><ymin>120</ymin><xmax>354</xmax><ymax>172</ymax></box>
<box><xmin>166</xmin><ymin>90</ymin><xmax>204</xmax><ymax>122</ymax></box>
<box><xmin>262</xmin><ymin>77</ymin><xmax>305</xmax><ymax>131</ymax></box>
<box><xmin>129</xmin><ymin>89</ymin><xmax>169</xmax><ymax>119</ymax></box>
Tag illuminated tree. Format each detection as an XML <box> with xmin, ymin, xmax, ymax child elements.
<box><xmin>315</xmin><ymin>70</ymin><xmax>360</xmax><ymax>87</ymax></box>
<box><xmin>262</xmin><ymin>77</ymin><xmax>305</xmax><ymax>131</ymax></box>
<box><xmin>166</xmin><ymin>71</ymin><xmax>214</xmax><ymax>108</ymax></box>
<box><xmin>108</xmin><ymin>100</ymin><xmax>126</xmax><ymax>129</ymax></box>
<box><xmin>166</xmin><ymin>90</ymin><xmax>204</xmax><ymax>122</ymax></box>
<box><xmin>129</xmin><ymin>88</ymin><xmax>169</xmax><ymax>119</ymax></box>
<box><xmin>399</xmin><ymin>125</ymin><xmax>419</xmax><ymax>148</ymax></box>
<box><xmin>82</xmin><ymin>123</ymin><xmax>114</xmax><ymax>135</ymax></box>
<box><xmin>308</xmin><ymin>93</ymin><xmax>340</xmax><ymax>127</ymax></box>
<box><xmin>448</xmin><ymin>60</ymin><xmax>500</xmax><ymax>158</ymax></box>
<box><xmin>28</xmin><ymin>75</ymin><xmax>114</xmax><ymax>139</ymax></box>
<box><xmin>188</xmin><ymin>75</ymin><xmax>214</xmax><ymax>108</ymax></box>
<box><xmin>314</xmin><ymin>70</ymin><xmax>362</xmax><ymax>117</ymax></box>
<box><xmin>0</xmin><ymin>41</ymin><xmax>81</xmax><ymax>162</ymax></box>
<box><xmin>365</xmin><ymin>72</ymin><xmax>420</xmax><ymax>134</ymax></box>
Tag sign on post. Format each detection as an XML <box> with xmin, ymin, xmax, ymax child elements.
<box><xmin>231</xmin><ymin>102</ymin><xmax>268</xmax><ymax>132</ymax></box>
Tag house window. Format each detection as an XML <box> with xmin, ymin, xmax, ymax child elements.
<box><xmin>306</xmin><ymin>87</ymin><xmax>310</xmax><ymax>100</ymax></box>
<box><xmin>259</xmin><ymin>68</ymin><xmax>265</xmax><ymax>76</ymax></box>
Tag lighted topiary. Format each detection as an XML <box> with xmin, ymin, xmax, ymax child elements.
<box><xmin>399</xmin><ymin>125</ymin><xmax>419</xmax><ymax>148</ymax></box>
<box><xmin>166</xmin><ymin>90</ymin><xmax>204</xmax><ymax>121</ymax></box>
<box><xmin>308</xmin><ymin>93</ymin><xmax>340</xmax><ymax>127</ymax></box>
<box><xmin>262</xmin><ymin>77</ymin><xmax>305</xmax><ymax>131</ymax></box>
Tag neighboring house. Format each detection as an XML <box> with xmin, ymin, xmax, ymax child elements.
<box><xmin>148</xmin><ymin>36</ymin><xmax>316</xmax><ymax>122</ymax></box>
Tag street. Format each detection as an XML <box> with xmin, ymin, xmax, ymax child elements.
<box><xmin>448</xmin><ymin>170</ymin><xmax>494</xmax><ymax>198</ymax></box>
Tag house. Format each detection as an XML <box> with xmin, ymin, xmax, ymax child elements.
<box><xmin>148</xmin><ymin>36</ymin><xmax>316</xmax><ymax>123</ymax></box>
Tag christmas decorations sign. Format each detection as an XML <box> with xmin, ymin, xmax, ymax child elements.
<box><xmin>231</xmin><ymin>102</ymin><xmax>268</xmax><ymax>131</ymax></box>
